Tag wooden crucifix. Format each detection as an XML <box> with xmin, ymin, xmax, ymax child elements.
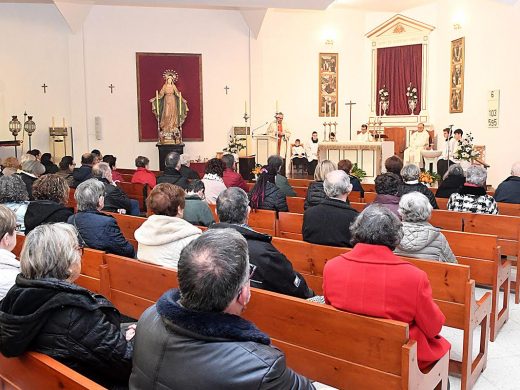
<box><xmin>108</xmin><ymin>84</ymin><xmax>115</xmax><ymax>94</ymax></box>
<box><xmin>345</xmin><ymin>100</ymin><xmax>357</xmax><ymax>140</ymax></box>
<box><xmin>224</xmin><ymin>86</ymin><xmax>230</xmax><ymax>95</ymax></box>
<box><xmin>41</xmin><ymin>83</ymin><xmax>48</xmax><ymax>94</ymax></box>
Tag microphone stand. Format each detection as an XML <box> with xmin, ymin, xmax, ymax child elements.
<box><xmin>446</xmin><ymin>125</ymin><xmax>454</xmax><ymax>174</ymax></box>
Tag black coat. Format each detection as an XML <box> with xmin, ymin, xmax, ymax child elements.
<box><xmin>179</xmin><ymin>164</ymin><xmax>200</xmax><ymax>180</ymax></box>
<box><xmin>249</xmin><ymin>182</ymin><xmax>288</xmax><ymax>212</ymax></box>
<box><xmin>494</xmin><ymin>176</ymin><xmax>520</xmax><ymax>204</ymax></box>
<box><xmin>42</xmin><ymin>162</ymin><xmax>59</xmax><ymax>174</ymax></box>
<box><xmin>16</xmin><ymin>172</ymin><xmax>37</xmax><ymax>200</ymax></box>
<box><xmin>302</xmin><ymin>198</ymin><xmax>359</xmax><ymax>247</ymax></box>
<box><xmin>349</xmin><ymin>175</ymin><xmax>365</xmax><ymax>197</ymax></box>
<box><xmin>130</xmin><ymin>289</ymin><xmax>314</xmax><ymax>390</ymax></box>
<box><xmin>97</xmin><ymin>178</ymin><xmax>132</xmax><ymax>214</ymax></box>
<box><xmin>72</xmin><ymin>165</ymin><xmax>93</xmax><ymax>188</ymax></box>
<box><xmin>24</xmin><ymin>200</ymin><xmax>74</xmax><ymax>235</ymax></box>
<box><xmin>67</xmin><ymin>210</ymin><xmax>135</xmax><ymax>258</ymax></box>
<box><xmin>399</xmin><ymin>182</ymin><xmax>438</xmax><ymax>209</ymax></box>
<box><xmin>0</xmin><ymin>275</ymin><xmax>132</xmax><ymax>388</ymax></box>
<box><xmin>210</xmin><ymin>223</ymin><xmax>314</xmax><ymax>299</ymax></box>
<box><xmin>156</xmin><ymin>167</ymin><xmax>189</xmax><ymax>189</ymax></box>
<box><xmin>436</xmin><ymin>175</ymin><xmax>466</xmax><ymax>199</ymax></box>
<box><xmin>304</xmin><ymin>181</ymin><xmax>326</xmax><ymax>210</ymax></box>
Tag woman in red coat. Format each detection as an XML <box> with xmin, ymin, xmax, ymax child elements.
<box><xmin>323</xmin><ymin>204</ymin><xmax>450</xmax><ymax>370</ymax></box>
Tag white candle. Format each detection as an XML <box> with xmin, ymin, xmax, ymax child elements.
<box><xmin>62</xmin><ymin>117</ymin><xmax>65</xmax><ymax>127</ymax></box>
<box><xmin>52</xmin><ymin>117</ymin><xmax>55</xmax><ymax>128</ymax></box>
<box><xmin>276</xmin><ymin>100</ymin><xmax>279</xmax><ymax>113</ymax></box>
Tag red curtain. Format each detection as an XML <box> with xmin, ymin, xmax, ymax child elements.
<box><xmin>376</xmin><ymin>44</ymin><xmax>422</xmax><ymax>116</ymax></box>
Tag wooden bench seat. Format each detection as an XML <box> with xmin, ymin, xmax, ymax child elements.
<box><xmin>116</xmin><ymin>181</ymin><xmax>148</xmax><ymax>211</ymax></box>
<box><xmin>271</xmin><ymin>237</ymin><xmax>491</xmax><ymax>390</ymax></box>
<box><xmin>99</xmin><ymin>253</ymin><xmax>449</xmax><ymax>390</ymax></box>
<box><xmin>106</xmin><ymin>212</ymin><xmax>146</xmax><ymax>250</ymax></box>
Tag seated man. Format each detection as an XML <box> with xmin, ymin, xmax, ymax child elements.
<box><xmin>179</xmin><ymin>154</ymin><xmax>200</xmax><ymax>180</ymax></box>
<box><xmin>92</xmin><ymin>162</ymin><xmax>140</xmax><ymax>216</ymax></box>
<box><xmin>222</xmin><ymin>153</ymin><xmax>248</xmax><ymax>191</ymax></box>
<box><xmin>291</xmin><ymin>139</ymin><xmax>307</xmax><ymax>172</ymax></box>
<box><xmin>130</xmin><ymin>229</ymin><xmax>315</xmax><ymax>389</ymax></box>
<box><xmin>403</xmin><ymin>123</ymin><xmax>430</xmax><ymax>167</ymax></box>
<box><xmin>303</xmin><ymin>170</ymin><xmax>358</xmax><ymax>247</ymax></box>
<box><xmin>267</xmin><ymin>154</ymin><xmax>296</xmax><ymax>197</ymax></box>
<box><xmin>356</xmin><ymin>123</ymin><xmax>373</xmax><ymax>142</ymax></box>
<box><xmin>71</xmin><ymin>153</ymin><xmax>94</xmax><ymax>188</ymax></box>
<box><xmin>157</xmin><ymin>152</ymin><xmax>188</xmax><ymax>189</ymax></box>
<box><xmin>494</xmin><ymin>161</ymin><xmax>520</xmax><ymax>204</ymax></box>
<box><xmin>211</xmin><ymin>187</ymin><xmax>314</xmax><ymax>299</ymax></box>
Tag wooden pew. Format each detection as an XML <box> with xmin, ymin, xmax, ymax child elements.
<box><xmin>68</xmin><ymin>188</ymin><xmax>77</xmax><ymax>210</ymax></box>
<box><xmin>0</xmin><ymin>352</ymin><xmax>105</xmax><ymax>390</ymax></box>
<box><xmin>436</xmin><ymin>197</ymin><xmax>448</xmax><ymax>210</ymax></box>
<box><xmin>118</xmin><ymin>168</ymin><xmax>161</xmax><ymax>177</ymax></box>
<box><xmin>100</xmin><ymin>253</ymin><xmax>449</xmax><ymax>390</ymax></box>
<box><xmin>287</xmin><ymin>178</ymin><xmax>312</xmax><ymax>187</ymax></box>
<box><xmin>363</xmin><ymin>191</ymin><xmax>377</xmax><ymax>203</ymax></box>
<box><xmin>248</xmin><ymin>209</ymin><xmax>277</xmax><ymax>236</ymax></box>
<box><xmin>350</xmin><ymin>202</ymin><xmax>367</xmax><ymax>212</ymax></box>
<box><xmin>293</xmin><ymin>186</ymin><xmax>307</xmax><ymax>198</ymax></box>
<box><xmin>106</xmin><ymin>212</ymin><xmax>146</xmax><ymax>250</ymax></box>
<box><xmin>13</xmin><ymin>233</ymin><xmax>25</xmax><ymax>257</ymax></box>
<box><xmin>278</xmin><ymin>212</ymin><xmax>304</xmax><ymax>240</ymax></box>
<box><xmin>287</xmin><ymin>197</ymin><xmax>305</xmax><ymax>214</ymax></box>
<box><xmin>116</xmin><ymin>181</ymin><xmax>148</xmax><ymax>211</ymax></box>
<box><xmin>271</xmin><ymin>237</ymin><xmax>491</xmax><ymax>390</ymax></box>
<box><xmin>120</xmin><ymin>173</ymin><xmax>133</xmax><ymax>182</ymax></box>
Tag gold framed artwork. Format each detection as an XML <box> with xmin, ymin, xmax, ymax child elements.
<box><xmin>450</xmin><ymin>37</ymin><xmax>465</xmax><ymax>113</ymax></box>
<box><xmin>319</xmin><ymin>53</ymin><xmax>338</xmax><ymax>117</ymax></box>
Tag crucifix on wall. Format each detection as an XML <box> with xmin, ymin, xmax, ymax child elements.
<box><xmin>224</xmin><ymin>86</ymin><xmax>230</xmax><ymax>95</ymax></box>
<box><xmin>108</xmin><ymin>84</ymin><xmax>115</xmax><ymax>94</ymax></box>
<box><xmin>41</xmin><ymin>83</ymin><xmax>48</xmax><ymax>93</ymax></box>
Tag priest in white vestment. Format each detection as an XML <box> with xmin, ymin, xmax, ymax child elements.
<box><xmin>403</xmin><ymin>123</ymin><xmax>430</xmax><ymax>167</ymax></box>
<box><xmin>356</xmin><ymin>124</ymin><xmax>374</xmax><ymax>142</ymax></box>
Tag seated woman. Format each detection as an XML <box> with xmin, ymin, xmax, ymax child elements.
<box><xmin>201</xmin><ymin>158</ymin><xmax>227</xmax><ymax>204</ymax></box>
<box><xmin>102</xmin><ymin>154</ymin><xmax>123</xmax><ymax>182</ymax></box>
<box><xmin>1</xmin><ymin>157</ymin><xmax>20</xmax><ymax>176</ymax></box>
<box><xmin>17</xmin><ymin>160</ymin><xmax>46</xmax><ymax>199</ymax></box>
<box><xmin>337</xmin><ymin>159</ymin><xmax>365</xmax><ymax>197</ymax></box>
<box><xmin>0</xmin><ymin>223</ymin><xmax>133</xmax><ymax>388</ymax></box>
<box><xmin>291</xmin><ymin>139</ymin><xmax>307</xmax><ymax>171</ymax></box>
<box><xmin>448</xmin><ymin>165</ymin><xmax>498</xmax><ymax>214</ymax></box>
<box><xmin>398</xmin><ymin>163</ymin><xmax>438</xmax><ymax>209</ymax></box>
<box><xmin>323</xmin><ymin>205</ymin><xmax>451</xmax><ymax>370</ymax></box>
<box><xmin>395</xmin><ymin>192</ymin><xmax>457</xmax><ymax>263</ymax></box>
<box><xmin>56</xmin><ymin>155</ymin><xmax>75</xmax><ymax>187</ymax></box>
<box><xmin>40</xmin><ymin>153</ymin><xmax>59</xmax><ymax>174</ymax></box>
<box><xmin>135</xmin><ymin>183</ymin><xmax>201</xmax><ymax>269</ymax></box>
<box><xmin>131</xmin><ymin>156</ymin><xmax>156</xmax><ymax>189</ymax></box>
<box><xmin>24</xmin><ymin>174</ymin><xmax>74</xmax><ymax>235</ymax></box>
<box><xmin>0</xmin><ymin>175</ymin><xmax>30</xmax><ymax>233</ymax></box>
<box><xmin>304</xmin><ymin>159</ymin><xmax>336</xmax><ymax>209</ymax></box>
<box><xmin>436</xmin><ymin>163</ymin><xmax>466</xmax><ymax>199</ymax></box>
<box><xmin>183</xmin><ymin>180</ymin><xmax>215</xmax><ymax>227</ymax></box>
<box><xmin>67</xmin><ymin>179</ymin><xmax>135</xmax><ymax>258</ymax></box>
<box><xmin>0</xmin><ymin>206</ymin><xmax>19</xmax><ymax>300</ymax></box>
<box><xmin>249</xmin><ymin>165</ymin><xmax>288</xmax><ymax>212</ymax></box>
<box><xmin>371</xmin><ymin>172</ymin><xmax>401</xmax><ymax>217</ymax></box>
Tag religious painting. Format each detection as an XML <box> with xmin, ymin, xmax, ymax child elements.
<box><xmin>449</xmin><ymin>38</ymin><xmax>464</xmax><ymax>113</ymax></box>
<box><xmin>136</xmin><ymin>53</ymin><xmax>203</xmax><ymax>142</ymax></box>
<box><xmin>319</xmin><ymin>53</ymin><xmax>338</xmax><ymax>117</ymax></box>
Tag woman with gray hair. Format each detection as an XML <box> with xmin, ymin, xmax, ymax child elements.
<box><xmin>67</xmin><ymin>178</ymin><xmax>135</xmax><ymax>257</ymax></box>
<box><xmin>0</xmin><ymin>175</ymin><xmax>29</xmax><ymax>233</ymax></box>
<box><xmin>436</xmin><ymin>163</ymin><xmax>466</xmax><ymax>199</ymax></box>
<box><xmin>17</xmin><ymin>159</ymin><xmax>45</xmax><ymax>199</ymax></box>
<box><xmin>448</xmin><ymin>165</ymin><xmax>498</xmax><ymax>214</ymax></box>
<box><xmin>323</xmin><ymin>204</ymin><xmax>451</xmax><ymax>370</ymax></box>
<box><xmin>0</xmin><ymin>205</ymin><xmax>19</xmax><ymax>299</ymax></box>
<box><xmin>398</xmin><ymin>163</ymin><xmax>438</xmax><ymax>209</ymax></box>
<box><xmin>0</xmin><ymin>223</ymin><xmax>133</xmax><ymax>388</ymax></box>
<box><xmin>394</xmin><ymin>192</ymin><xmax>456</xmax><ymax>263</ymax></box>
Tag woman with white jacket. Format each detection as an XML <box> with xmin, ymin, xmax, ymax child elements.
<box><xmin>0</xmin><ymin>205</ymin><xmax>20</xmax><ymax>300</ymax></box>
<box><xmin>135</xmin><ymin>183</ymin><xmax>201</xmax><ymax>269</ymax></box>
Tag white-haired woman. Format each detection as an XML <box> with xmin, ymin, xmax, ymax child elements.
<box><xmin>0</xmin><ymin>223</ymin><xmax>133</xmax><ymax>388</ymax></box>
<box><xmin>399</xmin><ymin>164</ymin><xmax>438</xmax><ymax>209</ymax></box>
<box><xmin>395</xmin><ymin>192</ymin><xmax>457</xmax><ymax>263</ymax></box>
<box><xmin>0</xmin><ymin>205</ymin><xmax>19</xmax><ymax>299</ymax></box>
<box><xmin>448</xmin><ymin>165</ymin><xmax>498</xmax><ymax>214</ymax></box>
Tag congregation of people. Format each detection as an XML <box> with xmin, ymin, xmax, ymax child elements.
<box><xmin>0</xmin><ymin>141</ymin><xmax>519</xmax><ymax>389</ymax></box>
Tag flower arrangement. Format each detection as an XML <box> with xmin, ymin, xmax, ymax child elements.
<box><xmin>406</xmin><ymin>82</ymin><xmax>418</xmax><ymax>102</ymax></box>
<box><xmin>379</xmin><ymin>86</ymin><xmax>389</xmax><ymax>102</ymax></box>
<box><xmin>350</xmin><ymin>163</ymin><xmax>366</xmax><ymax>181</ymax></box>
<box><xmin>223</xmin><ymin>135</ymin><xmax>246</xmax><ymax>155</ymax></box>
<box><xmin>455</xmin><ymin>132</ymin><xmax>480</xmax><ymax>162</ymax></box>
<box><xmin>419</xmin><ymin>170</ymin><xmax>441</xmax><ymax>185</ymax></box>
<box><xmin>251</xmin><ymin>164</ymin><xmax>263</xmax><ymax>177</ymax></box>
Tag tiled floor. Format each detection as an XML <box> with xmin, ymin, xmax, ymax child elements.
<box><xmin>314</xmin><ymin>290</ymin><xmax>519</xmax><ymax>390</ymax></box>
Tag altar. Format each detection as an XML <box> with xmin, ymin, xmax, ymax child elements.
<box><xmin>317</xmin><ymin>141</ymin><xmax>395</xmax><ymax>179</ymax></box>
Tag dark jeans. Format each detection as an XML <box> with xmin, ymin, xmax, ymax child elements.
<box><xmin>292</xmin><ymin>157</ymin><xmax>308</xmax><ymax>171</ymax></box>
<box><xmin>129</xmin><ymin>199</ymin><xmax>141</xmax><ymax>216</ymax></box>
<box><xmin>307</xmin><ymin>159</ymin><xmax>318</xmax><ymax>176</ymax></box>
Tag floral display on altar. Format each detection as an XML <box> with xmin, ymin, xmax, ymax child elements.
<box><xmin>406</xmin><ymin>82</ymin><xmax>418</xmax><ymax>115</ymax></box>
<box><xmin>455</xmin><ymin>132</ymin><xmax>480</xmax><ymax>161</ymax></box>
<box><xmin>419</xmin><ymin>170</ymin><xmax>441</xmax><ymax>186</ymax></box>
<box><xmin>378</xmin><ymin>85</ymin><xmax>389</xmax><ymax>116</ymax></box>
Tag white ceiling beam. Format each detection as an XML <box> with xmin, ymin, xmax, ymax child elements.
<box><xmin>53</xmin><ymin>0</ymin><xmax>93</xmax><ymax>33</ymax></box>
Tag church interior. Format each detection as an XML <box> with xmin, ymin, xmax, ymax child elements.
<box><xmin>1</xmin><ymin>0</ymin><xmax>520</xmax><ymax>389</ymax></box>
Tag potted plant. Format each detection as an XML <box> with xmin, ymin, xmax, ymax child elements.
<box><xmin>223</xmin><ymin>135</ymin><xmax>246</xmax><ymax>161</ymax></box>
<box><xmin>350</xmin><ymin>163</ymin><xmax>367</xmax><ymax>181</ymax></box>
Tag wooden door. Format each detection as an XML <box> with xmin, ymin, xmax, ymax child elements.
<box><xmin>384</xmin><ymin>127</ymin><xmax>406</xmax><ymax>159</ymax></box>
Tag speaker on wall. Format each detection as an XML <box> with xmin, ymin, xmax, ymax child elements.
<box><xmin>94</xmin><ymin>116</ymin><xmax>102</xmax><ymax>140</ymax></box>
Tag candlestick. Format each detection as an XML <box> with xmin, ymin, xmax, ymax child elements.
<box><xmin>52</xmin><ymin>117</ymin><xmax>55</xmax><ymax>128</ymax></box>
<box><xmin>244</xmin><ymin>100</ymin><xmax>247</xmax><ymax>115</ymax></box>
<box><xmin>62</xmin><ymin>117</ymin><xmax>65</xmax><ymax>127</ymax></box>
<box><xmin>179</xmin><ymin>92</ymin><xmax>182</xmax><ymax>116</ymax></box>
<box><xmin>155</xmin><ymin>90</ymin><xmax>160</xmax><ymax>116</ymax></box>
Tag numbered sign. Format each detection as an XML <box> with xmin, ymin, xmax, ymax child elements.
<box><xmin>488</xmin><ymin>90</ymin><xmax>500</xmax><ymax>128</ymax></box>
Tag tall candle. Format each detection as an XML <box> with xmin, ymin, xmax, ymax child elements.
<box><xmin>276</xmin><ymin>100</ymin><xmax>279</xmax><ymax>113</ymax></box>
<box><xmin>62</xmin><ymin>117</ymin><xmax>65</xmax><ymax>127</ymax></box>
<box><xmin>244</xmin><ymin>100</ymin><xmax>247</xmax><ymax>114</ymax></box>
<box><xmin>155</xmin><ymin>90</ymin><xmax>160</xmax><ymax>114</ymax></box>
<box><xmin>52</xmin><ymin>117</ymin><xmax>55</xmax><ymax>128</ymax></box>
<box><xmin>179</xmin><ymin>92</ymin><xmax>182</xmax><ymax>116</ymax></box>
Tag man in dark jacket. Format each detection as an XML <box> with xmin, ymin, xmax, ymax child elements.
<box><xmin>157</xmin><ymin>151</ymin><xmax>189</xmax><ymax>189</ymax></box>
<box><xmin>67</xmin><ymin>179</ymin><xmax>135</xmax><ymax>258</ymax></box>
<box><xmin>130</xmin><ymin>229</ymin><xmax>315</xmax><ymax>389</ymax></box>
<box><xmin>494</xmin><ymin>162</ymin><xmax>520</xmax><ymax>203</ymax></box>
<box><xmin>92</xmin><ymin>162</ymin><xmax>140</xmax><ymax>215</ymax></box>
<box><xmin>303</xmin><ymin>170</ymin><xmax>358</xmax><ymax>247</ymax></box>
<box><xmin>72</xmin><ymin>153</ymin><xmax>94</xmax><ymax>188</ymax></box>
<box><xmin>212</xmin><ymin>187</ymin><xmax>313</xmax><ymax>299</ymax></box>
<box><xmin>179</xmin><ymin>154</ymin><xmax>201</xmax><ymax>179</ymax></box>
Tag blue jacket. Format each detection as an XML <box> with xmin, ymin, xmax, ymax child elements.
<box><xmin>67</xmin><ymin>210</ymin><xmax>135</xmax><ymax>258</ymax></box>
<box><xmin>494</xmin><ymin>176</ymin><xmax>520</xmax><ymax>204</ymax></box>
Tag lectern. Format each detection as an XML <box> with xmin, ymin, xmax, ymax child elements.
<box><xmin>253</xmin><ymin>134</ymin><xmax>277</xmax><ymax>166</ymax></box>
